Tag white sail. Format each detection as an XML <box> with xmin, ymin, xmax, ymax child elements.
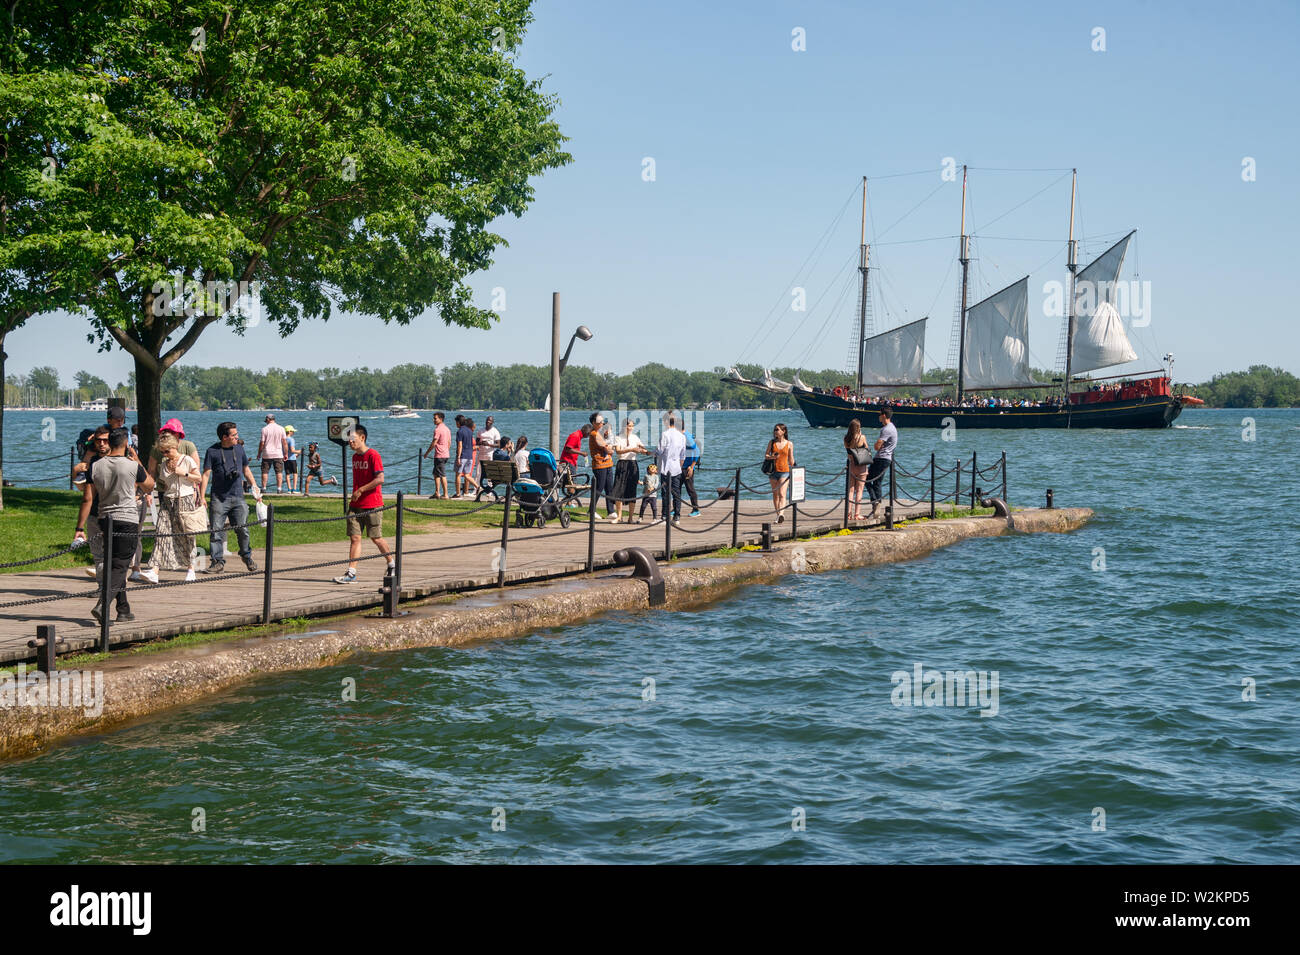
<box><xmin>961</xmin><ymin>277</ymin><xmax>1036</xmax><ymax>389</ymax></box>
<box><xmin>762</xmin><ymin>368</ymin><xmax>793</xmax><ymax>393</ymax></box>
<box><xmin>1071</xmin><ymin>231</ymin><xmax>1138</xmax><ymax>374</ymax></box>
<box><xmin>861</xmin><ymin>318</ymin><xmax>926</xmax><ymax>385</ymax></box>
<box><xmin>792</xmin><ymin>375</ymin><xmax>810</xmax><ymax>391</ymax></box>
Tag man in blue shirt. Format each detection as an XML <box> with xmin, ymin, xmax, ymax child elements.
<box><xmin>200</xmin><ymin>421</ymin><xmax>262</xmax><ymax>574</ymax></box>
<box><xmin>678</xmin><ymin>420</ymin><xmax>702</xmax><ymax>517</ymax></box>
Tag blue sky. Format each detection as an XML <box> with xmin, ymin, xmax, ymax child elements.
<box><xmin>9</xmin><ymin>0</ymin><xmax>1298</xmax><ymax>386</ymax></box>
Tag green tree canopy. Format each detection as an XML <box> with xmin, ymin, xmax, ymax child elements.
<box><xmin>6</xmin><ymin>0</ymin><xmax>569</xmax><ymax>466</ymax></box>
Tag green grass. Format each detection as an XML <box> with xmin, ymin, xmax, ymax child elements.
<box><xmin>0</xmin><ymin>488</ymin><xmax>506</xmax><ymax>574</ymax></box>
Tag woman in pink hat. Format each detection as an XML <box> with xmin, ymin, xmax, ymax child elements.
<box><xmin>143</xmin><ymin>419</ymin><xmax>203</xmax><ymax>579</ymax></box>
<box><xmin>148</xmin><ymin>430</ymin><xmax>205</xmax><ymax>578</ymax></box>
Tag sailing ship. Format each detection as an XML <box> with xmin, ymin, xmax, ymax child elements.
<box><xmin>728</xmin><ymin>170</ymin><xmax>1183</xmax><ymax>429</ymax></box>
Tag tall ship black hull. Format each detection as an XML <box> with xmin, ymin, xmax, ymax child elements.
<box><xmin>791</xmin><ymin>387</ymin><xmax>1182</xmax><ymax>430</ymax></box>
<box><xmin>729</xmin><ymin>169</ymin><xmax>1188</xmax><ymax>434</ymax></box>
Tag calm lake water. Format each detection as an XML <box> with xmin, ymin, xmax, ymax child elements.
<box><xmin>1</xmin><ymin>407</ymin><xmax>1297</xmax><ymax>862</ymax></box>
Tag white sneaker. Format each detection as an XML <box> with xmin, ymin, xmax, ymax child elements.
<box><xmin>333</xmin><ymin>570</ymin><xmax>358</xmax><ymax>584</ymax></box>
<box><xmin>185</xmin><ymin>568</ymin><xmax>196</xmax><ymax>582</ymax></box>
<box><xmin>84</xmin><ymin>566</ymin><xmax>98</xmax><ymax>578</ymax></box>
<box><xmin>142</xmin><ymin>568</ymin><xmax>159</xmax><ymax>584</ymax></box>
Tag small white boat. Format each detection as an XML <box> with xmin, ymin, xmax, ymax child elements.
<box><xmin>387</xmin><ymin>404</ymin><xmax>420</xmax><ymax>419</ymax></box>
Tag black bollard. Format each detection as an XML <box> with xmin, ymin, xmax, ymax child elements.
<box><xmin>761</xmin><ymin>522</ymin><xmax>772</xmax><ymax>552</ymax></box>
<box><xmin>1046</xmin><ymin>488</ymin><xmax>1054</xmax><ymax>509</ymax></box>
<box><xmin>613</xmin><ymin>547</ymin><xmax>665</xmax><ymax>607</ymax></box>
<box><xmin>29</xmin><ymin>624</ymin><xmax>61</xmax><ymax>674</ymax></box>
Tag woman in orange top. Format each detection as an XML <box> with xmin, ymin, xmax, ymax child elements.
<box><xmin>588</xmin><ymin>414</ymin><xmax>615</xmax><ymax>520</ymax></box>
<box><xmin>764</xmin><ymin>423</ymin><xmax>794</xmax><ymax>523</ymax></box>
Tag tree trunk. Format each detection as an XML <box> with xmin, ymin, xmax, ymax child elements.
<box><xmin>134</xmin><ymin>354</ymin><xmax>162</xmax><ymax>468</ymax></box>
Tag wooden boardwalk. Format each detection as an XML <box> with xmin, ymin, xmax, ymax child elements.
<box><xmin>0</xmin><ymin>494</ymin><xmax>933</xmax><ymax>663</ymax></box>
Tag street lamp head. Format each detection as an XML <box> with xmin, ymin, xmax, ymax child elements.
<box><xmin>575</xmin><ymin>325</ymin><xmax>592</xmax><ymax>341</ymax></box>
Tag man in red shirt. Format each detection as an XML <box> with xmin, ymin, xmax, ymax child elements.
<box><xmin>561</xmin><ymin>424</ymin><xmax>589</xmax><ymax>467</ymax></box>
<box><xmin>333</xmin><ymin>424</ymin><xmax>394</xmax><ymax>584</ymax></box>
<box><xmin>559</xmin><ymin>423</ymin><xmax>590</xmax><ymax>500</ymax></box>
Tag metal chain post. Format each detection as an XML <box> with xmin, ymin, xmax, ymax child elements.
<box><xmin>395</xmin><ymin>491</ymin><xmax>404</xmax><ymax>600</ymax></box>
<box><xmin>930</xmin><ymin>452</ymin><xmax>936</xmax><ymax>519</ymax></box>
<box><xmin>587</xmin><ymin>481</ymin><xmax>596</xmax><ymax>573</ymax></box>
<box><xmin>341</xmin><ymin>447</ymin><xmax>349</xmax><ymax>515</ymax></box>
<box><xmin>417</xmin><ymin>454</ymin><xmax>423</xmax><ymax>496</ymax></box>
<box><xmin>664</xmin><ymin>477</ymin><xmax>673</xmax><ymax>560</ymax></box>
<box><xmin>100</xmin><ymin>515</ymin><xmax>113</xmax><ymax>653</ymax></box>
<box><xmin>498</xmin><ymin>482</ymin><xmax>511</xmax><ymax>588</ymax></box>
<box><xmin>843</xmin><ymin>467</ymin><xmax>850</xmax><ymax>529</ymax></box>
<box><xmin>262</xmin><ymin>503</ymin><xmax>274</xmax><ymax>624</ymax></box>
<box><xmin>731</xmin><ymin>468</ymin><xmax>741</xmax><ymax>547</ymax></box>
<box><xmin>889</xmin><ymin>458</ymin><xmax>897</xmax><ymax>519</ymax></box>
<box><xmin>971</xmin><ymin>451</ymin><xmax>977</xmax><ymax>511</ymax></box>
<box><xmin>1001</xmin><ymin>450</ymin><xmax>1008</xmax><ymax>503</ymax></box>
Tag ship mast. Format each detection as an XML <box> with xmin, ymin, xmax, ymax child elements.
<box><xmin>1062</xmin><ymin>168</ymin><xmax>1078</xmax><ymax>401</ymax></box>
<box><xmin>855</xmin><ymin>176</ymin><xmax>870</xmax><ymax>394</ymax></box>
<box><xmin>956</xmin><ymin>165</ymin><xmax>969</xmax><ymax>404</ymax></box>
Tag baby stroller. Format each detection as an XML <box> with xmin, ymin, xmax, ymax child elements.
<box><xmin>513</xmin><ymin>447</ymin><xmax>575</xmax><ymax>528</ymax></box>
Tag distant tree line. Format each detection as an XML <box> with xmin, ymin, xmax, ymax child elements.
<box><xmin>6</xmin><ymin>362</ymin><xmax>1296</xmax><ymax>412</ymax></box>
<box><xmin>1180</xmin><ymin>365</ymin><xmax>1299</xmax><ymax>408</ymax></box>
<box><xmin>4</xmin><ymin>368</ymin><xmax>115</xmax><ymax>408</ymax></box>
<box><xmin>151</xmin><ymin>362</ymin><xmax>832</xmax><ymax>411</ymax></box>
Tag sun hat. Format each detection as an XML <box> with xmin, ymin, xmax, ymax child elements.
<box><xmin>159</xmin><ymin>418</ymin><xmax>185</xmax><ymax>438</ymax></box>
<box><xmin>284</xmin><ymin>424</ymin><xmax>296</xmax><ymax>433</ymax></box>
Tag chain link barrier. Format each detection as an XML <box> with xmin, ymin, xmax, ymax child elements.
<box><xmin>2</xmin><ymin>446</ymin><xmax>1010</xmax><ymax>656</ymax></box>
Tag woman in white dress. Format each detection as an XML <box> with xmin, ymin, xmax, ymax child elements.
<box><xmin>611</xmin><ymin>419</ymin><xmax>650</xmax><ymax>523</ymax></box>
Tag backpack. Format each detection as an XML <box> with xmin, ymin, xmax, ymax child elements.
<box><xmin>683</xmin><ymin>431</ymin><xmax>700</xmax><ymax>467</ymax></box>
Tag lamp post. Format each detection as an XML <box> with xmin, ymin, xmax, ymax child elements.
<box><xmin>548</xmin><ymin>291</ymin><xmax>593</xmax><ymax>454</ymax></box>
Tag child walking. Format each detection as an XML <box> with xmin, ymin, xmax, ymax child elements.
<box><xmin>635</xmin><ymin>463</ymin><xmax>660</xmax><ymax>523</ymax></box>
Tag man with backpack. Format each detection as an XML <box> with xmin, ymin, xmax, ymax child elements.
<box><xmin>678</xmin><ymin>418</ymin><xmax>702</xmax><ymax>517</ymax></box>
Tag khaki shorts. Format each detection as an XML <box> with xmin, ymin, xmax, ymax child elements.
<box><xmin>346</xmin><ymin>507</ymin><xmax>383</xmax><ymax>539</ymax></box>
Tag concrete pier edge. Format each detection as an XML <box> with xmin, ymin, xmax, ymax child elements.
<box><xmin>0</xmin><ymin>507</ymin><xmax>1090</xmax><ymax>760</ymax></box>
